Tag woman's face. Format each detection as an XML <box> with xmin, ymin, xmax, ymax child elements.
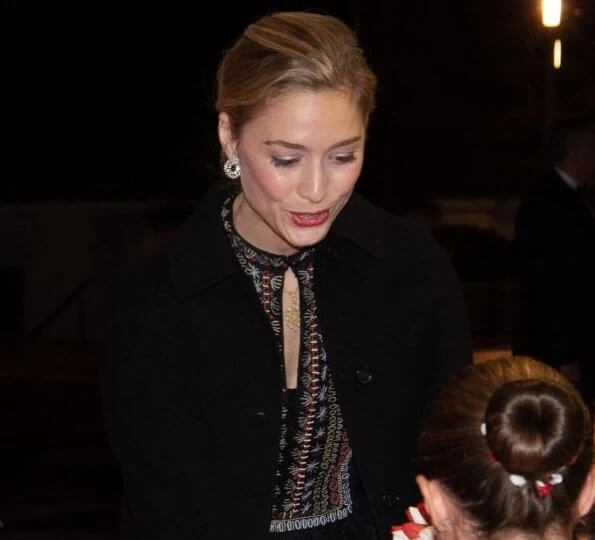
<box><xmin>219</xmin><ymin>89</ymin><xmax>365</xmax><ymax>255</ymax></box>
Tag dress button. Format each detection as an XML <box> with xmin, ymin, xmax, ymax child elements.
<box><xmin>382</xmin><ymin>490</ymin><xmax>401</xmax><ymax>507</ymax></box>
<box><xmin>356</xmin><ymin>365</ymin><xmax>373</xmax><ymax>384</ymax></box>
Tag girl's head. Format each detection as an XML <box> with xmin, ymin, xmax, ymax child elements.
<box><xmin>416</xmin><ymin>356</ymin><xmax>594</xmax><ymax>539</ymax></box>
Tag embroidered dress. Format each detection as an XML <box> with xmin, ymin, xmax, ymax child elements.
<box><xmin>222</xmin><ymin>197</ymin><xmax>353</xmax><ymax>533</ymax></box>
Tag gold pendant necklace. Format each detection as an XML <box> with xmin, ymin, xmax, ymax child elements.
<box><xmin>284</xmin><ymin>288</ymin><xmax>300</xmax><ymax>332</ymax></box>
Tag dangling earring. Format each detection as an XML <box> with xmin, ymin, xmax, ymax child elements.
<box><xmin>223</xmin><ymin>155</ymin><xmax>241</xmax><ymax>179</ymax></box>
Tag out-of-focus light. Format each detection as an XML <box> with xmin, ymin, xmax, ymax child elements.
<box><xmin>553</xmin><ymin>39</ymin><xmax>562</xmax><ymax>68</ymax></box>
<box><xmin>542</xmin><ymin>0</ymin><xmax>562</xmax><ymax>27</ymax></box>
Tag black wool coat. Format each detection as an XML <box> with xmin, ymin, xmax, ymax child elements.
<box><xmin>99</xmin><ymin>182</ymin><xmax>473</xmax><ymax>539</ymax></box>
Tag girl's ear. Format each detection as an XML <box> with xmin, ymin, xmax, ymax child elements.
<box><xmin>415</xmin><ymin>475</ymin><xmax>460</xmax><ymax>537</ymax></box>
<box><xmin>575</xmin><ymin>463</ymin><xmax>595</xmax><ymax>519</ymax></box>
<box><xmin>218</xmin><ymin>112</ymin><xmax>237</xmax><ymax>159</ymax></box>
<box><xmin>415</xmin><ymin>475</ymin><xmax>450</xmax><ymax>526</ymax></box>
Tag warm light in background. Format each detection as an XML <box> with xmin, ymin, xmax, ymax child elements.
<box><xmin>553</xmin><ymin>39</ymin><xmax>562</xmax><ymax>68</ymax></box>
<box><xmin>542</xmin><ymin>0</ymin><xmax>562</xmax><ymax>27</ymax></box>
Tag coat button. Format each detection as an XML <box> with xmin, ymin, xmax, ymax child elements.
<box><xmin>382</xmin><ymin>490</ymin><xmax>401</xmax><ymax>507</ymax></box>
<box><xmin>244</xmin><ymin>409</ymin><xmax>268</xmax><ymax>424</ymax></box>
<box><xmin>356</xmin><ymin>365</ymin><xmax>373</xmax><ymax>384</ymax></box>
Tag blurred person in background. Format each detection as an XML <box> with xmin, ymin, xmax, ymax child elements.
<box><xmin>513</xmin><ymin>117</ymin><xmax>595</xmax><ymax>408</ymax></box>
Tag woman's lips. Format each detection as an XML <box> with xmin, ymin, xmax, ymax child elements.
<box><xmin>289</xmin><ymin>210</ymin><xmax>330</xmax><ymax>227</ymax></box>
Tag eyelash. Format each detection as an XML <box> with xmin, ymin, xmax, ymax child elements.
<box><xmin>270</xmin><ymin>154</ymin><xmax>357</xmax><ymax>168</ymax></box>
<box><xmin>334</xmin><ymin>154</ymin><xmax>357</xmax><ymax>164</ymax></box>
<box><xmin>271</xmin><ymin>157</ymin><xmax>299</xmax><ymax>168</ymax></box>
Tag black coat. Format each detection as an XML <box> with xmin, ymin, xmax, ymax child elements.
<box><xmin>513</xmin><ymin>168</ymin><xmax>595</xmax><ymax>403</ymax></box>
<box><xmin>99</xmin><ymin>182</ymin><xmax>473</xmax><ymax>539</ymax></box>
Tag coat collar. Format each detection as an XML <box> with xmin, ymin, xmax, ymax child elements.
<box><xmin>170</xmin><ymin>181</ymin><xmax>387</xmax><ymax>297</ymax></box>
<box><xmin>333</xmin><ymin>188</ymin><xmax>387</xmax><ymax>259</ymax></box>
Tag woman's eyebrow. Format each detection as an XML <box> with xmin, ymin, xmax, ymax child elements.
<box><xmin>263</xmin><ymin>136</ymin><xmax>362</xmax><ymax>151</ymax></box>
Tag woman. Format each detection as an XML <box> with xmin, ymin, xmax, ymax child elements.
<box><xmin>393</xmin><ymin>356</ymin><xmax>595</xmax><ymax>539</ymax></box>
<box><xmin>100</xmin><ymin>11</ymin><xmax>472</xmax><ymax>539</ymax></box>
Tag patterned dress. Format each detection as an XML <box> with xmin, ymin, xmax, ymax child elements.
<box><xmin>221</xmin><ymin>197</ymin><xmax>358</xmax><ymax>534</ymax></box>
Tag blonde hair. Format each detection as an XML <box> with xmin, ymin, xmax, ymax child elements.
<box><xmin>215</xmin><ymin>11</ymin><xmax>377</xmax><ymax>139</ymax></box>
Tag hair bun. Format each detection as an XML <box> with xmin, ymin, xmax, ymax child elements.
<box><xmin>484</xmin><ymin>379</ymin><xmax>584</xmax><ymax>478</ymax></box>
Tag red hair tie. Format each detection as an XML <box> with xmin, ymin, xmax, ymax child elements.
<box><xmin>536</xmin><ymin>483</ymin><xmax>554</xmax><ymax>496</ymax></box>
<box><xmin>535</xmin><ymin>474</ymin><xmax>563</xmax><ymax>497</ymax></box>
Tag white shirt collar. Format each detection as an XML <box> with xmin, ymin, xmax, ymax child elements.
<box><xmin>554</xmin><ymin>166</ymin><xmax>580</xmax><ymax>190</ymax></box>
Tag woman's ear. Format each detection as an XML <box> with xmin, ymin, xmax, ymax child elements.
<box><xmin>575</xmin><ymin>463</ymin><xmax>595</xmax><ymax>519</ymax></box>
<box><xmin>218</xmin><ymin>112</ymin><xmax>237</xmax><ymax>159</ymax></box>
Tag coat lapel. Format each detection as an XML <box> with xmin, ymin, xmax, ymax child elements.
<box><xmin>168</xmin><ymin>181</ymin><xmax>284</xmax><ymax>418</ymax></box>
<box><xmin>313</xmin><ymin>192</ymin><xmax>387</xmax><ymax>379</ymax></box>
<box><xmin>169</xmin><ymin>182</ymin><xmax>260</xmax><ymax>304</ymax></box>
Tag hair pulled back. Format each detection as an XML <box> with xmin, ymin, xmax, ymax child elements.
<box><xmin>215</xmin><ymin>11</ymin><xmax>377</xmax><ymax>138</ymax></box>
<box><xmin>416</xmin><ymin>356</ymin><xmax>593</xmax><ymax>537</ymax></box>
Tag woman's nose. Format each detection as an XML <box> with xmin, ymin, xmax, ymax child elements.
<box><xmin>298</xmin><ymin>166</ymin><xmax>327</xmax><ymax>203</ymax></box>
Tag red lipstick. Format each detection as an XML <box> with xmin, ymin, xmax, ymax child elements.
<box><xmin>289</xmin><ymin>210</ymin><xmax>330</xmax><ymax>227</ymax></box>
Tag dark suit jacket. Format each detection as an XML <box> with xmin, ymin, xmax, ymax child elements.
<box><xmin>99</xmin><ymin>181</ymin><xmax>472</xmax><ymax>539</ymax></box>
<box><xmin>513</xmin><ymin>168</ymin><xmax>595</xmax><ymax>403</ymax></box>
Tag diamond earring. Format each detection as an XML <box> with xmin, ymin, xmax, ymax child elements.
<box><xmin>223</xmin><ymin>155</ymin><xmax>241</xmax><ymax>179</ymax></box>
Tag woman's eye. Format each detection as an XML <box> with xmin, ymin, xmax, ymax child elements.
<box><xmin>271</xmin><ymin>157</ymin><xmax>300</xmax><ymax>168</ymax></box>
<box><xmin>333</xmin><ymin>154</ymin><xmax>357</xmax><ymax>164</ymax></box>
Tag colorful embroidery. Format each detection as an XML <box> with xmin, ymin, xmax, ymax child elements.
<box><xmin>221</xmin><ymin>197</ymin><xmax>352</xmax><ymax>532</ymax></box>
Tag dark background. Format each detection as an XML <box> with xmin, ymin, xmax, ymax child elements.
<box><xmin>4</xmin><ymin>0</ymin><xmax>595</xmax><ymax>209</ymax></box>
<box><xmin>2</xmin><ymin>2</ymin><xmax>595</xmax><ymax>537</ymax></box>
